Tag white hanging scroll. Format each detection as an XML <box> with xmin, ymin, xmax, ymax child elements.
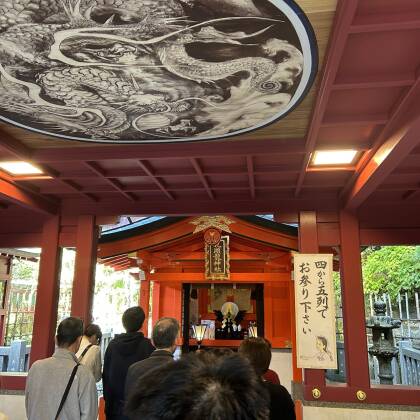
<box><xmin>294</xmin><ymin>254</ymin><xmax>337</xmax><ymax>369</ymax></box>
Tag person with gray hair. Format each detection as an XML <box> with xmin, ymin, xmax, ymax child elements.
<box><xmin>124</xmin><ymin>317</ymin><xmax>180</xmax><ymax>400</ymax></box>
<box><xmin>25</xmin><ymin>317</ymin><xmax>98</xmax><ymax>420</ymax></box>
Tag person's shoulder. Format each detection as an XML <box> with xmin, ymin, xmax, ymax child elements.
<box><xmin>140</xmin><ymin>336</ymin><xmax>154</xmax><ymax>348</ymax></box>
<box><xmin>77</xmin><ymin>364</ymin><xmax>97</xmax><ymax>390</ymax></box>
<box><xmin>78</xmin><ymin>364</ymin><xmax>96</xmax><ymax>382</ymax></box>
<box><xmin>29</xmin><ymin>356</ymin><xmax>52</xmax><ymax>371</ymax></box>
<box><xmin>265</xmin><ymin>382</ymin><xmax>292</xmax><ymax>398</ymax></box>
<box><xmin>128</xmin><ymin>358</ymin><xmax>147</xmax><ymax>373</ymax></box>
<box><xmin>105</xmin><ymin>337</ymin><xmax>119</xmax><ymax>350</ymax></box>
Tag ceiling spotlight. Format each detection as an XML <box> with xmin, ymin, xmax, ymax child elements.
<box><xmin>312</xmin><ymin>150</ymin><xmax>357</xmax><ymax>166</ymax></box>
<box><xmin>0</xmin><ymin>161</ymin><xmax>43</xmax><ymax>175</ymax></box>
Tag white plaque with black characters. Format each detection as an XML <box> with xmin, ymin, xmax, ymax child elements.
<box><xmin>294</xmin><ymin>253</ymin><xmax>337</xmax><ymax>370</ymax></box>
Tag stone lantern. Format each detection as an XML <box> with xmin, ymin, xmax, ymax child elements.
<box><xmin>366</xmin><ymin>300</ymin><xmax>401</xmax><ymax>385</ymax></box>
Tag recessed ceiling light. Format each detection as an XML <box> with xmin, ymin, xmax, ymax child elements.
<box><xmin>0</xmin><ymin>161</ymin><xmax>43</xmax><ymax>175</ymax></box>
<box><xmin>312</xmin><ymin>150</ymin><xmax>358</xmax><ymax>166</ymax></box>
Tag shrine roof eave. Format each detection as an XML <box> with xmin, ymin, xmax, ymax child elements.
<box><xmin>98</xmin><ymin>215</ymin><xmax>297</xmax><ymax>245</ymax></box>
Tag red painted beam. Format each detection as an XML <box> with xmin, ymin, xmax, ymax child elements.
<box><xmin>137</xmin><ymin>160</ymin><xmax>174</xmax><ymax>200</ymax></box>
<box><xmin>332</xmin><ymin>73</ymin><xmax>415</xmax><ymax>91</ymax></box>
<box><xmin>101</xmin><ymin>254</ymin><xmax>130</xmax><ymax>264</ymax></box>
<box><xmin>350</xmin><ymin>19</ymin><xmax>420</xmax><ymax>33</ymax></box>
<box><xmin>33</xmin><ymin>138</ymin><xmax>306</xmax><ymax>162</ymax></box>
<box><xmin>53</xmin><ymin>166</ymin><xmax>301</xmax><ymax>180</ymax></box>
<box><xmin>0</xmin><ymin>129</ymin><xmax>33</xmax><ymax>159</ymax></box>
<box><xmin>139</xmin><ymin>278</ymin><xmax>150</xmax><ymax>336</ymax></box>
<box><xmin>43</xmin><ymin>182</ymin><xmax>343</xmax><ymax>194</ymax></box>
<box><xmin>341</xmin><ymin>66</ymin><xmax>420</xmax><ymax>207</ymax></box>
<box><xmin>0</xmin><ymin>176</ymin><xmax>57</xmax><ymax>215</ymax></box>
<box><xmin>71</xmin><ymin>215</ymin><xmax>99</xmax><ymax>324</ymax></box>
<box><xmin>60</xmin><ymin>196</ymin><xmax>339</xmax><ymax>217</ymax></box>
<box><xmin>246</xmin><ymin>156</ymin><xmax>256</xmax><ymax>199</ymax></box>
<box><xmin>321</xmin><ymin>113</ymin><xmax>388</xmax><ymax>127</ymax></box>
<box><xmin>85</xmin><ymin>161</ymin><xmax>137</xmax><ymax>201</ymax></box>
<box><xmin>344</xmin><ymin>116</ymin><xmax>420</xmax><ymax>209</ymax></box>
<box><xmin>30</xmin><ymin>216</ymin><xmax>61</xmax><ymax>364</ymax></box>
<box><xmin>190</xmin><ymin>158</ymin><xmax>214</xmax><ymax>200</ymax></box>
<box><xmin>294</xmin><ymin>0</ymin><xmax>359</xmax><ymax>197</ymax></box>
<box><xmin>59</xmin><ymin>178</ymin><xmax>98</xmax><ymax>202</ymax></box>
<box><xmin>360</xmin><ymin>228</ymin><xmax>420</xmax><ymax>245</ymax></box>
<box><xmin>303</xmin><ymin>383</ymin><xmax>420</xmax><ymax>405</ymax></box>
<box><xmin>0</xmin><ymin>375</ymin><xmax>26</xmax><ymax>391</ymax></box>
<box><xmin>51</xmin><ymin>165</ymin><xmax>302</xmax><ymax>180</ymax></box>
<box><xmin>0</xmin><ymin>128</ymin><xmax>97</xmax><ymax>203</ymax></box>
<box><xmin>0</xmin><ymin>233</ymin><xmax>42</xmax><ymax>248</ymax></box>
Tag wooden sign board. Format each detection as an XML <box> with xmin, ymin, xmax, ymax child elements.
<box><xmin>205</xmin><ymin>236</ymin><xmax>230</xmax><ymax>280</ymax></box>
<box><xmin>294</xmin><ymin>254</ymin><xmax>337</xmax><ymax>369</ymax></box>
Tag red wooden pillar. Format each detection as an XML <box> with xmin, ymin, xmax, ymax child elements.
<box><xmin>31</xmin><ymin>216</ymin><xmax>61</xmax><ymax>363</ymax></box>
<box><xmin>298</xmin><ymin>211</ymin><xmax>325</xmax><ymax>387</ymax></box>
<box><xmin>71</xmin><ymin>215</ymin><xmax>98</xmax><ymax>325</ymax></box>
<box><xmin>139</xmin><ymin>277</ymin><xmax>151</xmax><ymax>336</ymax></box>
<box><xmin>0</xmin><ymin>256</ymin><xmax>12</xmax><ymax>345</ymax></box>
<box><xmin>339</xmin><ymin>210</ymin><xmax>370</xmax><ymax>388</ymax></box>
<box><xmin>152</xmin><ymin>281</ymin><xmax>160</xmax><ymax>327</ymax></box>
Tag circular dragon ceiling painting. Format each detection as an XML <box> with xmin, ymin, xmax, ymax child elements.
<box><xmin>0</xmin><ymin>0</ymin><xmax>317</xmax><ymax>143</ymax></box>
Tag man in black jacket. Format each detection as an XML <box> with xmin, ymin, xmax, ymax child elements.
<box><xmin>239</xmin><ymin>337</ymin><xmax>296</xmax><ymax>420</ymax></box>
<box><xmin>103</xmin><ymin>306</ymin><xmax>154</xmax><ymax>420</ymax></box>
<box><xmin>125</xmin><ymin>317</ymin><xmax>179</xmax><ymax>399</ymax></box>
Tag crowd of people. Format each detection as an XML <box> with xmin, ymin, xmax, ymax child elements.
<box><xmin>25</xmin><ymin>306</ymin><xmax>295</xmax><ymax>420</ymax></box>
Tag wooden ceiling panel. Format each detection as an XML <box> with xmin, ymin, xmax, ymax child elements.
<box><xmin>325</xmin><ymin>87</ymin><xmax>406</xmax><ymax>118</ymax></box>
<box><xmin>303</xmin><ymin>171</ymin><xmax>352</xmax><ymax>186</ymax></box>
<box><xmin>317</xmin><ymin>124</ymin><xmax>380</xmax><ymax>149</ymax></box>
<box><xmin>254</xmin><ymin>173</ymin><xmax>298</xmax><ymax>186</ymax></box>
<box><xmin>355</xmin><ymin>0</ymin><xmax>420</xmax><ymax>20</ymax></box>
<box><xmin>337</xmin><ymin>31</ymin><xmax>420</xmax><ymax>81</ymax></box>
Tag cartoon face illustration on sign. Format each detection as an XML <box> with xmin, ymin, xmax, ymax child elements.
<box><xmin>0</xmin><ymin>0</ymin><xmax>317</xmax><ymax>143</ymax></box>
<box><xmin>315</xmin><ymin>336</ymin><xmax>333</xmax><ymax>362</ymax></box>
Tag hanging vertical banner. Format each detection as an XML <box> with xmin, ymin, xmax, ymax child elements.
<box><xmin>294</xmin><ymin>254</ymin><xmax>337</xmax><ymax>369</ymax></box>
<box><xmin>205</xmin><ymin>236</ymin><xmax>230</xmax><ymax>280</ymax></box>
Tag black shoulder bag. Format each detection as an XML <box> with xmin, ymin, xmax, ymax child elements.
<box><xmin>54</xmin><ymin>363</ymin><xmax>80</xmax><ymax>420</ymax></box>
<box><xmin>78</xmin><ymin>344</ymin><xmax>93</xmax><ymax>362</ymax></box>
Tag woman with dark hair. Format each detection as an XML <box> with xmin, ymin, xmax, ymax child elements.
<box><xmin>239</xmin><ymin>337</ymin><xmax>295</xmax><ymax>420</ymax></box>
<box><xmin>76</xmin><ymin>323</ymin><xmax>103</xmax><ymax>382</ymax></box>
<box><xmin>262</xmin><ymin>338</ymin><xmax>281</xmax><ymax>385</ymax></box>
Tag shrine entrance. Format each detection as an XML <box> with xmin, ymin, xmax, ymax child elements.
<box><xmin>182</xmin><ymin>282</ymin><xmax>265</xmax><ymax>350</ymax></box>
<box><xmin>98</xmin><ymin>216</ymin><xmax>298</xmax><ymax>354</ymax></box>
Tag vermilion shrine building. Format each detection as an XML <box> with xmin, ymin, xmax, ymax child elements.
<box><xmin>0</xmin><ymin>0</ymin><xmax>420</xmax><ymax>419</ymax></box>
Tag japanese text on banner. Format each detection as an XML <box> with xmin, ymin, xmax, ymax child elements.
<box><xmin>294</xmin><ymin>254</ymin><xmax>337</xmax><ymax>369</ymax></box>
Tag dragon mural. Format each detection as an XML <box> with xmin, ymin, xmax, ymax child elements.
<box><xmin>0</xmin><ymin>0</ymin><xmax>317</xmax><ymax>143</ymax></box>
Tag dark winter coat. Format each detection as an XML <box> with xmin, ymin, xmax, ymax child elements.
<box><xmin>264</xmin><ymin>380</ymin><xmax>296</xmax><ymax>420</ymax></box>
<box><xmin>102</xmin><ymin>331</ymin><xmax>154</xmax><ymax>420</ymax></box>
<box><xmin>124</xmin><ymin>349</ymin><xmax>174</xmax><ymax>400</ymax></box>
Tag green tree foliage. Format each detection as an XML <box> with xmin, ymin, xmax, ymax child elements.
<box><xmin>362</xmin><ymin>246</ymin><xmax>420</xmax><ymax>297</ymax></box>
<box><xmin>333</xmin><ymin>271</ymin><xmax>341</xmax><ymax>306</ymax></box>
<box><xmin>12</xmin><ymin>259</ymin><xmax>35</xmax><ymax>280</ymax></box>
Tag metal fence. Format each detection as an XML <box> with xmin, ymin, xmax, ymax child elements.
<box><xmin>0</xmin><ymin>340</ymin><xmax>30</xmax><ymax>372</ymax></box>
<box><xmin>328</xmin><ymin>291</ymin><xmax>420</xmax><ymax>385</ymax></box>
<box><xmin>0</xmin><ymin>332</ymin><xmax>114</xmax><ymax>373</ymax></box>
